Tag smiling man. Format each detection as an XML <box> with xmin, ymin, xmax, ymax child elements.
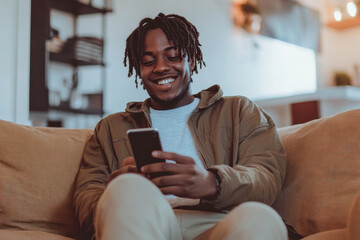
<box><xmin>74</xmin><ymin>13</ymin><xmax>288</xmax><ymax>240</ymax></box>
<box><xmin>139</xmin><ymin>28</ymin><xmax>195</xmax><ymax>110</ymax></box>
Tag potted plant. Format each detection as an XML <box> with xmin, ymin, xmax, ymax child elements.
<box><xmin>334</xmin><ymin>72</ymin><xmax>352</xmax><ymax>86</ymax></box>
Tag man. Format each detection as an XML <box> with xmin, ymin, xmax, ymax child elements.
<box><xmin>74</xmin><ymin>13</ymin><xmax>287</xmax><ymax>240</ymax></box>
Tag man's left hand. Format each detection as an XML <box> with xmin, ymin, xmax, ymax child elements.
<box><xmin>141</xmin><ymin>151</ymin><xmax>218</xmax><ymax>199</ymax></box>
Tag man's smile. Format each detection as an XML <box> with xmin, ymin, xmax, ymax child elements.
<box><xmin>150</xmin><ymin>76</ymin><xmax>177</xmax><ymax>90</ymax></box>
<box><xmin>157</xmin><ymin>78</ymin><xmax>175</xmax><ymax>85</ymax></box>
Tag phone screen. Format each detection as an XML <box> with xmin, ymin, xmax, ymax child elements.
<box><xmin>127</xmin><ymin>128</ymin><xmax>165</xmax><ymax>178</ymax></box>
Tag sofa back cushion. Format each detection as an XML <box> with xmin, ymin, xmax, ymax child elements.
<box><xmin>0</xmin><ymin>120</ymin><xmax>92</xmax><ymax>238</ymax></box>
<box><xmin>272</xmin><ymin>109</ymin><xmax>360</xmax><ymax>237</ymax></box>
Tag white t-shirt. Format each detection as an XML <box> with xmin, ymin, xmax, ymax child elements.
<box><xmin>149</xmin><ymin>98</ymin><xmax>204</xmax><ymax>208</ymax></box>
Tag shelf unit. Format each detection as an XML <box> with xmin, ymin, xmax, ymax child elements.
<box><xmin>49</xmin><ymin>0</ymin><xmax>111</xmax><ymax>15</ymax></box>
<box><xmin>49</xmin><ymin>52</ymin><xmax>105</xmax><ymax>66</ymax></box>
<box><xmin>255</xmin><ymin>86</ymin><xmax>360</xmax><ymax>108</ymax></box>
<box><xmin>30</xmin><ymin>0</ymin><xmax>112</xmax><ymax>121</ymax></box>
<box><xmin>49</xmin><ymin>106</ymin><xmax>103</xmax><ymax>115</ymax></box>
<box><xmin>254</xmin><ymin>86</ymin><xmax>360</xmax><ymax>127</ymax></box>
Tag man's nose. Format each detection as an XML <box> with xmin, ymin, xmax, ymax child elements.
<box><xmin>153</xmin><ymin>58</ymin><xmax>170</xmax><ymax>73</ymax></box>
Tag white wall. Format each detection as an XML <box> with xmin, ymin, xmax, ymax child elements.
<box><xmin>300</xmin><ymin>0</ymin><xmax>360</xmax><ymax>88</ymax></box>
<box><xmin>253</xmin><ymin>0</ymin><xmax>360</xmax><ymax>127</ymax></box>
<box><xmin>0</xmin><ymin>0</ymin><xmax>334</xmax><ymax>126</ymax></box>
<box><xmin>76</xmin><ymin>0</ymin><xmax>316</xmax><ymax>115</ymax></box>
<box><xmin>0</xmin><ymin>0</ymin><xmax>31</xmax><ymax>124</ymax></box>
<box><xmin>319</xmin><ymin>27</ymin><xmax>360</xmax><ymax>87</ymax></box>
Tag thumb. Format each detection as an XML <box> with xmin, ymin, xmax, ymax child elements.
<box><xmin>122</xmin><ymin>156</ymin><xmax>136</xmax><ymax>167</ymax></box>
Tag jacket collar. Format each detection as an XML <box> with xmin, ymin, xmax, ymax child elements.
<box><xmin>125</xmin><ymin>84</ymin><xmax>223</xmax><ymax>114</ymax></box>
<box><xmin>194</xmin><ymin>84</ymin><xmax>223</xmax><ymax>110</ymax></box>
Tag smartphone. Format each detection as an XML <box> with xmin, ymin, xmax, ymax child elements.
<box><xmin>127</xmin><ymin>128</ymin><xmax>166</xmax><ymax>178</ymax></box>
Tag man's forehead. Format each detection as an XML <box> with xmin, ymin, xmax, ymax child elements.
<box><xmin>142</xmin><ymin>28</ymin><xmax>179</xmax><ymax>53</ymax></box>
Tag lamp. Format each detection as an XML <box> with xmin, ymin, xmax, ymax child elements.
<box><xmin>346</xmin><ymin>0</ymin><xmax>357</xmax><ymax>17</ymax></box>
<box><xmin>334</xmin><ymin>7</ymin><xmax>342</xmax><ymax>21</ymax></box>
<box><xmin>333</xmin><ymin>0</ymin><xmax>358</xmax><ymax>22</ymax></box>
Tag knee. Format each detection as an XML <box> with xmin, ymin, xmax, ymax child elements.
<box><xmin>226</xmin><ymin>202</ymin><xmax>287</xmax><ymax>238</ymax></box>
<box><xmin>231</xmin><ymin>201</ymin><xmax>282</xmax><ymax>223</ymax></box>
<box><xmin>94</xmin><ymin>174</ymin><xmax>161</xmax><ymax>239</ymax></box>
<box><xmin>99</xmin><ymin>174</ymin><xmax>160</xmax><ymax>206</ymax></box>
<box><xmin>106</xmin><ymin>173</ymin><xmax>153</xmax><ymax>192</ymax></box>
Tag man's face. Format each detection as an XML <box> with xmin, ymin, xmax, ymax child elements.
<box><xmin>140</xmin><ymin>28</ymin><xmax>194</xmax><ymax>110</ymax></box>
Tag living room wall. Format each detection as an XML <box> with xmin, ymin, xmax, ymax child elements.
<box><xmin>76</xmin><ymin>0</ymin><xmax>316</xmax><ymax>115</ymax></box>
<box><xmin>300</xmin><ymin>0</ymin><xmax>360</xmax><ymax>87</ymax></box>
<box><xmin>0</xmin><ymin>0</ymin><xmax>30</xmax><ymax>124</ymax></box>
<box><xmin>4</xmin><ymin>0</ymin><xmax>356</xmax><ymax>126</ymax></box>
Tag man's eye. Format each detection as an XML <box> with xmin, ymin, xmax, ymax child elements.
<box><xmin>142</xmin><ymin>60</ymin><xmax>154</xmax><ymax>66</ymax></box>
<box><xmin>168</xmin><ymin>56</ymin><xmax>180</xmax><ymax>61</ymax></box>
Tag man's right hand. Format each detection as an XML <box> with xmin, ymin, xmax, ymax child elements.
<box><xmin>106</xmin><ymin>157</ymin><xmax>142</xmax><ymax>186</ymax></box>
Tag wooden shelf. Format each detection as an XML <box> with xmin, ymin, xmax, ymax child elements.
<box><xmin>318</xmin><ymin>86</ymin><xmax>360</xmax><ymax>101</ymax></box>
<box><xmin>326</xmin><ymin>16</ymin><xmax>360</xmax><ymax>30</ymax></box>
<box><xmin>30</xmin><ymin>0</ymin><xmax>110</xmax><ymax>118</ymax></box>
<box><xmin>49</xmin><ymin>106</ymin><xmax>103</xmax><ymax>115</ymax></box>
<box><xmin>50</xmin><ymin>52</ymin><xmax>104</xmax><ymax>66</ymax></box>
<box><xmin>49</xmin><ymin>0</ymin><xmax>112</xmax><ymax>15</ymax></box>
<box><xmin>255</xmin><ymin>86</ymin><xmax>360</xmax><ymax>107</ymax></box>
<box><xmin>254</xmin><ymin>86</ymin><xmax>360</xmax><ymax>127</ymax></box>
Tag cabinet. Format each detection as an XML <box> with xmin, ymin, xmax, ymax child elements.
<box><xmin>30</xmin><ymin>0</ymin><xmax>112</xmax><ymax>126</ymax></box>
<box><xmin>326</xmin><ymin>16</ymin><xmax>360</xmax><ymax>30</ymax></box>
<box><xmin>254</xmin><ymin>86</ymin><xmax>360</xmax><ymax>127</ymax></box>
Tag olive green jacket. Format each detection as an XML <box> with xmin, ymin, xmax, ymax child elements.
<box><xmin>73</xmin><ymin>85</ymin><xmax>286</xmax><ymax>238</ymax></box>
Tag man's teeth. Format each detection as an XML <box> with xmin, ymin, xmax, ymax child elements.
<box><xmin>157</xmin><ymin>78</ymin><xmax>175</xmax><ymax>85</ymax></box>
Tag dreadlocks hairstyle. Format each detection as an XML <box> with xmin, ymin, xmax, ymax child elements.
<box><xmin>123</xmin><ymin>13</ymin><xmax>206</xmax><ymax>88</ymax></box>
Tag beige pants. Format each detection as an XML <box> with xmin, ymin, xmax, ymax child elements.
<box><xmin>95</xmin><ymin>174</ymin><xmax>288</xmax><ymax>240</ymax></box>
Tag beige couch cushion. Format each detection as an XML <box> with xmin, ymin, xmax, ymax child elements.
<box><xmin>0</xmin><ymin>229</ymin><xmax>75</xmax><ymax>240</ymax></box>
<box><xmin>0</xmin><ymin>120</ymin><xmax>92</xmax><ymax>238</ymax></box>
<box><xmin>273</xmin><ymin>109</ymin><xmax>360</xmax><ymax>237</ymax></box>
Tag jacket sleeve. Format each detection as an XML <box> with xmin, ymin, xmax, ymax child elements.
<box><xmin>73</xmin><ymin>119</ymin><xmax>113</xmax><ymax>238</ymax></box>
<box><xmin>202</xmin><ymin>99</ymin><xmax>286</xmax><ymax>210</ymax></box>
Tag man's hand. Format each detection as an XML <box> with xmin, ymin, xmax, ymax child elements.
<box><xmin>141</xmin><ymin>151</ymin><xmax>218</xmax><ymax>199</ymax></box>
<box><xmin>106</xmin><ymin>157</ymin><xmax>143</xmax><ymax>186</ymax></box>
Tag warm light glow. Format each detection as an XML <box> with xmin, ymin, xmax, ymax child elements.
<box><xmin>346</xmin><ymin>1</ymin><xmax>357</xmax><ymax>17</ymax></box>
<box><xmin>232</xmin><ymin>0</ymin><xmax>247</xmax><ymax>3</ymax></box>
<box><xmin>334</xmin><ymin>7</ymin><xmax>342</xmax><ymax>21</ymax></box>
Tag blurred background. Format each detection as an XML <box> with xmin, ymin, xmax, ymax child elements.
<box><xmin>1</xmin><ymin>0</ymin><xmax>360</xmax><ymax>128</ymax></box>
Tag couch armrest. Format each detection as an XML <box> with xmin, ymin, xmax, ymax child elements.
<box><xmin>273</xmin><ymin>109</ymin><xmax>360</xmax><ymax>237</ymax></box>
<box><xmin>348</xmin><ymin>193</ymin><xmax>360</xmax><ymax>240</ymax></box>
<box><xmin>301</xmin><ymin>193</ymin><xmax>360</xmax><ymax>240</ymax></box>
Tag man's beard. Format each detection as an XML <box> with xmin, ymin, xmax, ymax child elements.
<box><xmin>149</xmin><ymin>81</ymin><xmax>191</xmax><ymax>109</ymax></box>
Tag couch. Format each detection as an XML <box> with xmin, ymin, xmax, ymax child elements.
<box><xmin>0</xmin><ymin>109</ymin><xmax>359</xmax><ymax>240</ymax></box>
